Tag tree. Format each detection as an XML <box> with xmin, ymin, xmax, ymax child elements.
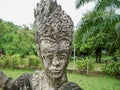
<box><xmin>0</xmin><ymin>19</ymin><xmax>36</xmax><ymax>57</ymax></box>
<box><xmin>75</xmin><ymin>0</ymin><xmax>120</xmax><ymax>62</ymax></box>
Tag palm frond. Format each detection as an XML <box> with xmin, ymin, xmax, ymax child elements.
<box><xmin>76</xmin><ymin>10</ymin><xmax>120</xmax><ymax>43</ymax></box>
<box><xmin>75</xmin><ymin>0</ymin><xmax>95</xmax><ymax>8</ymax></box>
<box><xmin>95</xmin><ymin>0</ymin><xmax>120</xmax><ymax>10</ymax></box>
<box><xmin>115</xmin><ymin>22</ymin><xmax>120</xmax><ymax>39</ymax></box>
<box><xmin>76</xmin><ymin>0</ymin><xmax>120</xmax><ymax>10</ymax></box>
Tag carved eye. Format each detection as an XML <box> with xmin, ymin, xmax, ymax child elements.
<box><xmin>43</xmin><ymin>55</ymin><xmax>53</xmax><ymax>65</ymax></box>
<box><xmin>59</xmin><ymin>53</ymin><xmax>67</xmax><ymax>60</ymax></box>
<box><xmin>46</xmin><ymin>55</ymin><xmax>53</xmax><ymax>60</ymax></box>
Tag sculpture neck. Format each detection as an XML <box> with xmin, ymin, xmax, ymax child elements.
<box><xmin>46</xmin><ymin>73</ymin><xmax>67</xmax><ymax>88</ymax></box>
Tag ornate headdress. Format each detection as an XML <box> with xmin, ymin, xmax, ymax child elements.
<box><xmin>34</xmin><ymin>0</ymin><xmax>74</xmax><ymax>42</ymax></box>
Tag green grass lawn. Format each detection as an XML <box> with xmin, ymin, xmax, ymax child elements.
<box><xmin>68</xmin><ymin>73</ymin><xmax>120</xmax><ymax>90</ymax></box>
<box><xmin>0</xmin><ymin>68</ymin><xmax>120</xmax><ymax>90</ymax></box>
<box><xmin>0</xmin><ymin>68</ymin><xmax>34</xmax><ymax>79</ymax></box>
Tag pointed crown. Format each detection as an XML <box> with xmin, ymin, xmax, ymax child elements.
<box><xmin>34</xmin><ymin>0</ymin><xmax>74</xmax><ymax>42</ymax></box>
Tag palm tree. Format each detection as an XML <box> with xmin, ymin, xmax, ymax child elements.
<box><xmin>75</xmin><ymin>0</ymin><xmax>120</xmax><ymax>62</ymax></box>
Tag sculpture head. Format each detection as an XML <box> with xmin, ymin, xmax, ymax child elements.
<box><xmin>34</xmin><ymin>0</ymin><xmax>74</xmax><ymax>79</ymax></box>
<box><xmin>40</xmin><ymin>38</ymin><xmax>71</xmax><ymax>79</ymax></box>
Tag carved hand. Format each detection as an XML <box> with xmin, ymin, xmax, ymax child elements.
<box><xmin>11</xmin><ymin>73</ymin><xmax>32</xmax><ymax>90</ymax></box>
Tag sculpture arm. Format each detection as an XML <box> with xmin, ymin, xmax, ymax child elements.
<box><xmin>0</xmin><ymin>71</ymin><xmax>15</xmax><ymax>90</ymax></box>
<box><xmin>0</xmin><ymin>71</ymin><xmax>32</xmax><ymax>90</ymax></box>
<box><xmin>63</xmin><ymin>82</ymin><xmax>83</xmax><ymax>90</ymax></box>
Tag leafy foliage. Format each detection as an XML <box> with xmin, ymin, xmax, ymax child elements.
<box><xmin>75</xmin><ymin>0</ymin><xmax>120</xmax><ymax>10</ymax></box>
<box><xmin>76</xmin><ymin>10</ymin><xmax>120</xmax><ymax>43</ymax></box>
<box><xmin>0</xmin><ymin>54</ymin><xmax>42</xmax><ymax>69</ymax></box>
<box><xmin>102</xmin><ymin>60</ymin><xmax>120</xmax><ymax>76</ymax></box>
<box><xmin>115</xmin><ymin>22</ymin><xmax>120</xmax><ymax>39</ymax></box>
<box><xmin>27</xmin><ymin>55</ymin><xmax>42</xmax><ymax>67</ymax></box>
<box><xmin>74</xmin><ymin>0</ymin><xmax>120</xmax><ymax>57</ymax></box>
<box><xmin>75</xmin><ymin>57</ymin><xmax>94</xmax><ymax>70</ymax></box>
<box><xmin>0</xmin><ymin>19</ymin><xmax>36</xmax><ymax>57</ymax></box>
<box><xmin>75</xmin><ymin>0</ymin><xmax>94</xmax><ymax>9</ymax></box>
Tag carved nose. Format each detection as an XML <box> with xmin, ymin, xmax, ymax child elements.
<box><xmin>52</xmin><ymin>56</ymin><xmax>60</xmax><ymax>66</ymax></box>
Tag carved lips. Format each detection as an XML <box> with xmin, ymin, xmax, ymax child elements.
<box><xmin>51</xmin><ymin>69</ymin><xmax>61</xmax><ymax>73</ymax></box>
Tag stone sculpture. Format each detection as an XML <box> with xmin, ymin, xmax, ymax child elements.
<box><xmin>0</xmin><ymin>0</ymin><xmax>83</xmax><ymax>90</ymax></box>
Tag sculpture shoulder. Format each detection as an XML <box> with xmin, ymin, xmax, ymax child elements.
<box><xmin>61</xmin><ymin>82</ymin><xmax>83</xmax><ymax>90</ymax></box>
<box><xmin>30</xmin><ymin>71</ymin><xmax>47</xmax><ymax>90</ymax></box>
<box><xmin>30</xmin><ymin>70</ymin><xmax>45</xmax><ymax>81</ymax></box>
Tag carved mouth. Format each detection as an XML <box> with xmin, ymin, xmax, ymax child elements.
<box><xmin>51</xmin><ymin>69</ymin><xmax>61</xmax><ymax>73</ymax></box>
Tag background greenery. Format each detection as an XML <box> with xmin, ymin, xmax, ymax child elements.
<box><xmin>75</xmin><ymin>0</ymin><xmax>120</xmax><ymax>63</ymax></box>
<box><xmin>0</xmin><ymin>19</ymin><xmax>36</xmax><ymax>57</ymax></box>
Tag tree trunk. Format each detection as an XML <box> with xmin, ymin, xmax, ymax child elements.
<box><xmin>95</xmin><ymin>47</ymin><xmax>102</xmax><ymax>63</ymax></box>
<box><xmin>0</xmin><ymin>49</ymin><xmax>5</xmax><ymax>56</ymax></box>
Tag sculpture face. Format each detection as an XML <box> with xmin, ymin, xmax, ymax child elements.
<box><xmin>40</xmin><ymin>39</ymin><xmax>70</xmax><ymax>79</ymax></box>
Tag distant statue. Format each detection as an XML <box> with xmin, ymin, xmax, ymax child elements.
<box><xmin>0</xmin><ymin>0</ymin><xmax>83</xmax><ymax>90</ymax></box>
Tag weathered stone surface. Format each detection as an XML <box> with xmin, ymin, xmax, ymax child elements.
<box><xmin>34</xmin><ymin>0</ymin><xmax>73</xmax><ymax>45</ymax></box>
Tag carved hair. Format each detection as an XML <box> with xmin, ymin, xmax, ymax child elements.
<box><xmin>34</xmin><ymin>0</ymin><xmax>74</xmax><ymax>43</ymax></box>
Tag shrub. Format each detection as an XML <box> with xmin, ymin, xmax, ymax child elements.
<box><xmin>0</xmin><ymin>54</ymin><xmax>42</xmax><ymax>69</ymax></box>
<box><xmin>0</xmin><ymin>54</ymin><xmax>21</xmax><ymax>68</ymax></box>
<box><xmin>12</xmin><ymin>55</ymin><xmax>21</xmax><ymax>68</ymax></box>
<box><xmin>75</xmin><ymin>57</ymin><xmax>94</xmax><ymax>71</ymax></box>
<box><xmin>27</xmin><ymin>55</ymin><xmax>42</xmax><ymax>68</ymax></box>
<box><xmin>20</xmin><ymin>58</ymin><xmax>29</xmax><ymax>68</ymax></box>
<box><xmin>3</xmin><ymin>54</ymin><xmax>13</xmax><ymax>68</ymax></box>
<box><xmin>0</xmin><ymin>56</ymin><xmax>5</xmax><ymax>68</ymax></box>
<box><xmin>102</xmin><ymin>60</ymin><xmax>120</xmax><ymax>76</ymax></box>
